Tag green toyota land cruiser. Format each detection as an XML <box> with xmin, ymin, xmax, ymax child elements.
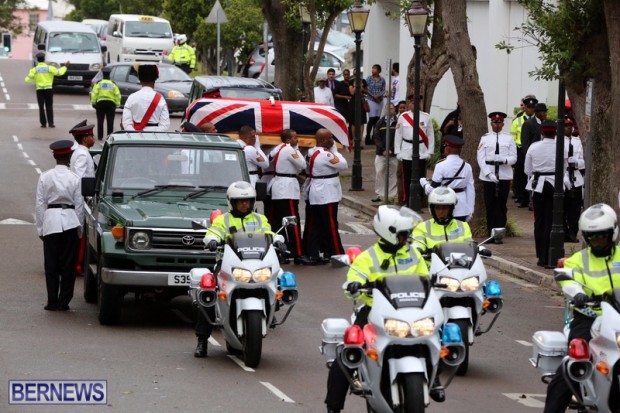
<box><xmin>81</xmin><ymin>131</ymin><xmax>248</xmax><ymax>325</ymax></box>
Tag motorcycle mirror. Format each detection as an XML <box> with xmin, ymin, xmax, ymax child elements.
<box><xmin>553</xmin><ymin>268</ymin><xmax>575</xmax><ymax>283</ymax></box>
<box><xmin>479</xmin><ymin>248</ymin><xmax>492</xmax><ymax>257</ymax></box>
<box><xmin>331</xmin><ymin>254</ymin><xmax>350</xmax><ymax>268</ymax></box>
<box><xmin>491</xmin><ymin>227</ymin><xmax>506</xmax><ymax>241</ymax></box>
<box><xmin>192</xmin><ymin>219</ymin><xmax>208</xmax><ymax>230</ymax></box>
<box><xmin>282</xmin><ymin>216</ymin><xmax>297</xmax><ymax>227</ymax></box>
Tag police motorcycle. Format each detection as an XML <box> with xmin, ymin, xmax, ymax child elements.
<box><xmin>188</xmin><ymin>213</ymin><xmax>299</xmax><ymax>368</ymax></box>
<box><xmin>426</xmin><ymin>228</ymin><xmax>505</xmax><ymax>376</ymax></box>
<box><xmin>321</xmin><ymin>248</ymin><xmax>466</xmax><ymax>413</ymax></box>
<box><xmin>530</xmin><ymin>268</ymin><xmax>620</xmax><ymax>413</ymax></box>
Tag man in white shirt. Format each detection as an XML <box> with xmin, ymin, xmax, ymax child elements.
<box><xmin>238</xmin><ymin>125</ymin><xmax>269</xmax><ymax>187</ymax></box>
<box><xmin>314</xmin><ymin>77</ymin><xmax>335</xmax><ymax>106</ymax></box>
<box><xmin>122</xmin><ymin>64</ymin><xmax>170</xmax><ymax>132</ymax></box>
<box><xmin>390</xmin><ymin>62</ymin><xmax>399</xmax><ymax>106</ymax></box>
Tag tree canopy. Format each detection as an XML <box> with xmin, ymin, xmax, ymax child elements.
<box><xmin>1</xmin><ymin>0</ymin><xmax>27</xmax><ymax>35</ymax></box>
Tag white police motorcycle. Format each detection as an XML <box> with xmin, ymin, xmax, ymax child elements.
<box><xmin>428</xmin><ymin>228</ymin><xmax>505</xmax><ymax>375</ymax></box>
<box><xmin>320</xmin><ymin>250</ymin><xmax>465</xmax><ymax>413</ymax></box>
<box><xmin>530</xmin><ymin>268</ymin><xmax>620</xmax><ymax>413</ymax></box>
<box><xmin>188</xmin><ymin>216</ymin><xmax>298</xmax><ymax>368</ymax></box>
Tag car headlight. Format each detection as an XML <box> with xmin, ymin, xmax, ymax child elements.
<box><xmin>384</xmin><ymin>319</ymin><xmax>410</xmax><ymax>337</ymax></box>
<box><xmin>439</xmin><ymin>277</ymin><xmax>460</xmax><ymax>292</ymax></box>
<box><xmin>128</xmin><ymin>230</ymin><xmax>151</xmax><ymax>250</ymax></box>
<box><xmin>232</xmin><ymin>268</ymin><xmax>252</xmax><ymax>283</ymax></box>
<box><xmin>411</xmin><ymin>317</ymin><xmax>435</xmax><ymax>336</ymax></box>
<box><xmin>460</xmin><ymin>276</ymin><xmax>480</xmax><ymax>292</ymax></box>
<box><xmin>252</xmin><ymin>267</ymin><xmax>272</xmax><ymax>282</ymax></box>
<box><xmin>90</xmin><ymin>63</ymin><xmax>102</xmax><ymax>70</ymax></box>
<box><xmin>167</xmin><ymin>90</ymin><xmax>185</xmax><ymax>99</ymax></box>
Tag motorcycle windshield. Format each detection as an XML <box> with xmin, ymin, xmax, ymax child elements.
<box><xmin>375</xmin><ymin>276</ymin><xmax>430</xmax><ymax>309</ymax></box>
<box><xmin>228</xmin><ymin>232</ymin><xmax>273</xmax><ymax>260</ymax></box>
<box><xmin>435</xmin><ymin>241</ymin><xmax>478</xmax><ymax>268</ymax></box>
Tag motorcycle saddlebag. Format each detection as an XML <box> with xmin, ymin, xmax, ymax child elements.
<box><xmin>530</xmin><ymin>331</ymin><xmax>568</xmax><ymax>376</ymax></box>
<box><xmin>320</xmin><ymin>318</ymin><xmax>350</xmax><ymax>365</ymax></box>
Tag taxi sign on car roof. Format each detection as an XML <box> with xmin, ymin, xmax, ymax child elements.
<box><xmin>139</xmin><ymin>16</ymin><xmax>155</xmax><ymax>21</ymax></box>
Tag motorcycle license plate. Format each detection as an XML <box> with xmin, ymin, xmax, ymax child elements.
<box><xmin>168</xmin><ymin>274</ymin><xmax>190</xmax><ymax>286</ymax></box>
<box><xmin>68</xmin><ymin>75</ymin><xmax>83</xmax><ymax>81</ymax></box>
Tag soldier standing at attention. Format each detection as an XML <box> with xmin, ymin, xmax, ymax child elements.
<box><xmin>90</xmin><ymin>66</ymin><xmax>121</xmax><ymax>140</ymax></box>
<box><xmin>69</xmin><ymin>120</ymin><xmax>96</xmax><ymax>179</ymax></box>
<box><xmin>122</xmin><ymin>64</ymin><xmax>170</xmax><ymax>131</ymax></box>
<box><xmin>238</xmin><ymin>125</ymin><xmax>269</xmax><ymax>188</ymax></box>
<box><xmin>36</xmin><ymin>140</ymin><xmax>84</xmax><ymax>311</ymax></box>
<box><xmin>511</xmin><ymin>95</ymin><xmax>537</xmax><ymax>207</ymax></box>
<box><xmin>25</xmin><ymin>52</ymin><xmax>70</xmax><ymax>128</ymax></box>
<box><xmin>476</xmin><ymin>112</ymin><xmax>517</xmax><ymax>240</ymax></box>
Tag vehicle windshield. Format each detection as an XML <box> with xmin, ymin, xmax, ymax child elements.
<box><xmin>48</xmin><ymin>32</ymin><xmax>100</xmax><ymax>53</ymax></box>
<box><xmin>375</xmin><ymin>275</ymin><xmax>430</xmax><ymax>309</ymax></box>
<box><xmin>435</xmin><ymin>242</ymin><xmax>478</xmax><ymax>268</ymax></box>
<box><xmin>157</xmin><ymin>65</ymin><xmax>192</xmax><ymax>82</ymax></box>
<box><xmin>125</xmin><ymin>21</ymin><xmax>172</xmax><ymax>39</ymax></box>
<box><xmin>107</xmin><ymin>146</ymin><xmax>244</xmax><ymax>194</ymax></box>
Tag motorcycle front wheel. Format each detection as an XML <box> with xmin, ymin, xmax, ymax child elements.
<box><xmin>454</xmin><ymin>319</ymin><xmax>470</xmax><ymax>376</ymax></box>
<box><xmin>242</xmin><ymin>310</ymin><xmax>263</xmax><ymax>368</ymax></box>
<box><xmin>397</xmin><ymin>373</ymin><xmax>425</xmax><ymax>413</ymax></box>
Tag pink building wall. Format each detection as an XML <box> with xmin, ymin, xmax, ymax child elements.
<box><xmin>11</xmin><ymin>9</ymin><xmax>48</xmax><ymax>60</ymax></box>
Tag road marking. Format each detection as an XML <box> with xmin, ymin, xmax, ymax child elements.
<box><xmin>22</xmin><ymin>152</ymin><xmax>29</xmax><ymax>159</ymax></box>
<box><xmin>227</xmin><ymin>355</ymin><xmax>255</xmax><ymax>372</ymax></box>
<box><xmin>27</xmin><ymin>103</ymin><xmax>38</xmax><ymax>110</ymax></box>
<box><xmin>260</xmin><ymin>381</ymin><xmax>295</xmax><ymax>403</ymax></box>
<box><xmin>0</xmin><ymin>218</ymin><xmax>33</xmax><ymax>225</ymax></box>
<box><xmin>208</xmin><ymin>337</ymin><xmax>221</xmax><ymax>347</ymax></box>
<box><xmin>0</xmin><ymin>103</ymin><xmax>5</xmax><ymax>109</ymax></box>
<box><xmin>344</xmin><ymin>222</ymin><xmax>374</xmax><ymax>235</ymax></box>
<box><xmin>503</xmin><ymin>393</ymin><xmax>546</xmax><ymax>408</ymax></box>
<box><xmin>12</xmin><ymin>135</ymin><xmax>18</xmax><ymax>142</ymax></box>
<box><xmin>35</xmin><ymin>167</ymin><xmax>41</xmax><ymax>175</ymax></box>
<box><xmin>73</xmin><ymin>104</ymin><xmax>94</xmax><ymax>110</ymax></box>
<box><xmin>516</xmin><ymin>340</ymin><xmax>533</xmax><ymax>346</ymax></box>
<box><xmin>28</xmin><ymin>160</ymin><xmax>36</xmax><ymax>166</ymax></box>
<box><xmin>17</xmin><ymin>143</ymin><xmax>23</xmax><ymax>150</ymax></box>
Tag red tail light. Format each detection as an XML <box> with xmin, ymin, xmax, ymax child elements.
<box><xmin>200</xmin><ymin>272</ymin><xmax>216</xmax><ymax>290</ymax></box>
<box><xmin>344</xmin><ymin>325</ymin><xmax>364</xmax><ymax>345</ymax></box>
<box><xmin>210</xmin><ymin>209</ymin><xmax>223</xmax><ymax>224</ymax></box>
<box><xmin>568</xmin><ymin>338</ymin><xmax>590</xmax><ymax>360</ymax></box>
<box><xmin>249</xmin><ymin>58</ymin><xmax>255</xmax><ymax>65</ymax></box>
<box><xmin>259</xmin><ymin>63</ymin><xmax>265</xmax><ymax>74</ymax></box>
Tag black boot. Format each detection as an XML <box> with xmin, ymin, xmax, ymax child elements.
<box><xmin>429</xmin><ymin>377</ymin><xmax>445</xmax><ymax>402</ymax></box>
<box><xmin>194</xmin><ymin>337</ymin><xmax>208</xmax><ymax>358</ymax></box>
<box><xmin>327</xmin><ymin>409</ymin><xmax>341</xmax><ymax>413</ymax></box>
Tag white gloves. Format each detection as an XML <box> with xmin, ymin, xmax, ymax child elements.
<box><xmin>396</xmin><ymin>153</ymin><xmax>402</xmax><ymax>161</ymax></box>
<box><xmin>567</xmin><ymin>156</ymin><xmax>576</xmax><ymax>164</ymax></box>
<box><xmin>564</xmin><ymin>176</ymin><xmax>572</xmax><ymax>190</ymax></box>
<box><xmin>487</xmin><ymin>173</ymin><xmax>499</xmax><ymax>184</ymax></box>
<box><xmin>495</xmin><ymin>154</ymin><xmax>505</xmax><ymax>163</ymax></box>
<box><xmin>419</xmin><ymin>177</ymin><xmax>429</xmax><ymax>188</ymax></box>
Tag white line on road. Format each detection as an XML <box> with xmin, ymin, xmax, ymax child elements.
<box><xmin>0</xmin><ymin>218</ymin><xmax>34</xmax><ymax>225</ymax></box>
<box><xmin>208</xmin><ymin>337</ymin><xmax>221</xmax><ymax>347</ymax></box>
<box><xmin>22</xmin><ymin>152</ymin><xmax>29</xmax><ymax>159</ymax></box>
<box><xmin>345</xmin><ymin>222</ymin><xmax>374</xmax><ymax>235</ymax></box>
<box><xmin>516</xmin><ymin>340</ymin><xmax>533</xmax><ymax>346</ymax></box>
<box><xmin>503</xmin><ymin>393</ymin><xmax>546</xmax><ymax>408</ymax></box>
<box><xmin>28</xmin><ymin>160</ymin><xmax>36</xmax><ymax>166</ymax></box>
<box><xmin>260</xmin><ymin>381</ymin><xmax>296</xmax><ymax>403</ymax></box>
<box><xmin>170</xmin><ymin>308</ymin><xmax>193</xmax><ymax>324</ymax></box>
<box><xmin>227</xmin><ymin>355</ymin><xmax>255</xmax><ymax>372</ymax></box>
<box><xmin>35</xmin><ymin>168</ymin><xmax>41</xmax><ymax>175</ymax></box>
<box><xmin>73</xmin><ymin>104</ymin><xmax>95</xmax><ymax>110</ymax></box>
<box><xmin>0</xmin><ymin>103</ymin><xmax>5</xmax><ymax>109</ymax></box>
<box><xmin>17</xmin><ymin>143</ymin><xmax>23</xmax><ymax>150</ymax></box>
<box><xmin>27</xmin><ymin>103</ymin><xmax>38</xmax><ymax>110</ymax></box>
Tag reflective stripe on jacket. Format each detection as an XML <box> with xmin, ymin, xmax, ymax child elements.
<box><xmin>412</xmin><ymin>219</ymin><xmax>473</xmax><ymax>253</ymax></box>
<box><xmin>204</xmin><ymin>211</ymin><xmax>272</xmax><ymax>243</ymax></box>
<box><xmin>25</xmin><ymin>63</ymin><xmax>67</xmax><ymax>90</ymax></box>
<box><xmin>91</xmin><ymin>79</ymin><xmax>121</xmax><ymax>106</ymax></box>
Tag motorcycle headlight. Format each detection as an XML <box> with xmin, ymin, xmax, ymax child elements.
<box><xmin>232</xmin><ymin>268</ymin><xmax>252</xmax><ymax>283</ymax></box>
<box><xmin>128</xmin><ymin>230</ymin><xmax>151</xmax><ymax>250</ymax></box>
<box><xmin>252</xmin><ymin>267</ymin><xmax>272</xmax><ymax>282</ymax></box>
<box><xmin>167</xmin><ymin>90</ymin><xmax>185</xmax><ymax>99</ymax></box>
<box><xmin>461</xmin><ymin>276</ymin><xmax>480</xmax><ymax>292</ymax></box>
<box><xmin>384</xmin><ymin>319</ymin><xmax>410</xmax><ymax>337</ymax></box>
<box><xmin>411</xmin><ymin>317</ymin><xmax>435</xmax><ymax>337</ymax></box>
<box><xmin>439</xmin><ymin>277</ymin><xmax>460</xmax><ymax>292</ymax></box>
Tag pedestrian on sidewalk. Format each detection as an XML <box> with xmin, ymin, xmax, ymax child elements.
<box><xmin>90</xmin><ymin>66</ymin><xmax>121</xmax><ymax>140</ymax></box>
<box><xmin>477</xmin><ymin>112</ymin><xmax>517</xmax><ymax>238</ymax></box>
<box><xmin>371</xmin><ymin>102</ymin><xmax>398</xmax><ymax>203</ymax></box>
<box><xmin>35</xmin><ymin>140</ymin><xmax>84</xmax><ymax>311</ymax></box>
<box><xmin>365</xmin><ymin>64</ymin><xmax>386</xmax><ymax>145</ymax></box>
<box><xmin>25</xmin><ymin>52</ymin><xmax>70</xmax><ymax>128</ymax></box>
<box><xmin>525</xmin><ymin>120</ymin><xmax>558</xmax><ymax>268</ymax></box>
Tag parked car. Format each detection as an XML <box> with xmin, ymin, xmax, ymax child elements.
<box><xmin>244</xmin><ymin>42</ymin><xmax>273</xmax><ymax>78</ymax></box>
<box><xmin>259</xmin><ymin>47</ymin><xmax>344</xmax><ymax>85</ymax></box>
<box><xmin>187</xmin><ymin>75</ymin><xmax>282</xmax><ymax>105</ymax></box>
<box><xmin>315</xmin><ymin>28</ymin><xmax>354</xmax><ymax>59</ymax></box>
<box><xmin>82</xmin><ymin>19</ymin><xmax>108</xmax><ymax>48</ymax></box>
<box><xmin>91</xmin><ymin>62</ymin><xmax>192</xmax><ymax>113</ymax></box>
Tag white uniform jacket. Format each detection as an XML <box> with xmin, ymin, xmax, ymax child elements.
<box><xmin>563</xmin><ymin>136</ymin><xmax>585</xmax><ymax>189</ymax></box>
<box><xmin>525</xmin><ymin>138</ymin><xmax>562</xmax><ymax>192</ymax></box>
<box><xmin>305</xmin><ymin>146</ymin><xmax>348</xmax><ymax>205</ymax></box>
<box><xmin>268</xmin><ymin>143</ymin><xmax>306</xmax><ymax>200</ymax></box>
<box><xmin>426</xmin><ymin>155</ymin><xmax>475</xmax><ymax>218</ymax></box>
<box><xmin>122</xmin><ymin>86</ymin><xmax>170</xmax><ymax>132</ymax></box>
<box><xmin>476</xmin><ymin>131</ymin><xmax>517</xmax><ymax>181</ymax></box>
<box><xmin>240</xmin><ymin>139</ymin><xmax>269</xmax><ymax>187</ymax></box>
<box><xmin>70</xmin><ymin>144</ymin><xmax>95</xmax><ymax>178</ymax></box>
<box><xmin>35</xmin><ymin>165</ymin><xmax>84</xmax><ymax>237</ymax></box>
<box><xmin>394</xmin><ymin>110</ymin><xmax>435</xmax><ymax>161</ymax></box>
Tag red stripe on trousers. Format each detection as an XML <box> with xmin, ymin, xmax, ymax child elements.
<box><xmin>327</xmin><ymin>203</ymin><xmax>343</xmax><ymax>255</ymax></box>
<box><xmin>288</xmin><ymin>199</ymin><xmax>302</xmax><ymax>256</ymax></box>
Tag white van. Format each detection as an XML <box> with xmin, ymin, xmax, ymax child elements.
<box><xmin>32</xmin><ymin>21</ymin><xmax>105</xmax><ymax>88</ymax></box>
<box><xmin>106</xmin><ymin>15</ymin><xmax>174</xmax><ymax>63</ymax></box>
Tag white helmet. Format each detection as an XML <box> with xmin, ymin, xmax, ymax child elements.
<box><xmin>578</xmin><ymin>203</ymin><xmax>618</xmax><ymax>255</ymax></box>
<box><xmin>428</xmin><ymin>187</ymin><xmax>457</xmax><ymax>225</ymax></box>
<box><xmin>373</xmin><ymin>205</ymin><xmax>422</xmax><ymax>246</ymax></box>
<box><xmin>226</xmin><ymin>181</ymin><xmax>256</xmax><ymax>212</ymax></box>
<box><xmin>177</xmin><ymin>34</ymin><xmax>187</xmax><ymax>44</ymax></box>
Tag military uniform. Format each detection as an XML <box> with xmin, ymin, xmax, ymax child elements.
<box><xmin>268</xmin><ymin>142</ymin><xmax>306</xmax><ymax>258</ymax></box>
<box><xmin>36</xmin><ymin>140</ymin><xmax>84</xmax><ymax>311</ymax></box>
<box><xmin>525</xmin><ymin>121</ymin><xmax>559</xmax><ymax>267</ymax></box>
<box><xmin>477</xmin><ymin>112</ymin><xmax>518</xmax><ymax>234</ymax></box>
<box><xmin>121</xmin><ymin>64</ymin><xmax>170</xmax><ymax>132</ymax></box>
<box><xmin>563</xmin><ymin>118</ymin><xmax>585</xmax><ymax>242</ymax></box>
<box><xmin>90</xmin><ymin>68</ymin><xmax>121</xmax><ymax>139</ymax></box>
<box><xmin>394</xmin><ymin>104</ymin><xmax>435</xmax><ymax>205</ymax></box>
<box><xmin>69</xmin><ymin>120</ymin><xmax>96</xmax><ymax>179</ymax></box>
<box><xmin>239</xmin><ymin>138</ymin><xmax>269</xmax><ymax>187</ymax></box>
<box><xmin>25</xmin><ymin>53</ymin><xmax>68</xmax><ymax>128</ymax></box>
<box><xmin>511</xmin><ymin>97</ymin><xmax>537</xmax><ymax>207</ymax></box>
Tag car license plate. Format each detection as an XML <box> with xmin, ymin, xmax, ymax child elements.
<box><xmin>168</xmin><ymin>274</ymin><xmax>190</xmax><ymax>286</ymax></box>
<box><xmin>68</xmin><ymin>75</ymin><xmax>83</xmax><ymax>81</ymax></box>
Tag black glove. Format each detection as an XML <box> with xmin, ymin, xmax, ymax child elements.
<box><xmin>572</xmin><ymin>293</ymin><xmax>588</xmax><ymax>308</ymax></box>
<box><xmin>207</xmin><ymin>240</ymin><xmax>218</xmax><ymax>252</ymax></box>
<box><xmin>274</xmin><ymin>241</ymin><xmax>287</xmax><ymax>251</ymax></box>
<box><xmin>347</xmin><ymin>281</ymin><xmax>362</xmax><ymax>295</ymax></box>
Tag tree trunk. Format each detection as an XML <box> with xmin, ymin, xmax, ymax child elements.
<box><xmin>262</xmin><ymin>0</ymin><xmax>304</xmax><ymax>100</ymax></box>
<box><xmin>441</xmin><ymin>0</ymin><xmax>488</xmax><ymax>236</ymax></box>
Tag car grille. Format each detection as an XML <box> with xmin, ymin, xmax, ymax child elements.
<box><xmin>126</xmin><ymin>228</ymin><xmax>207</xmax><ymax>253</ymax></box>
<box><xmin>135</xmin><ymin>49</ymin><xmax>164</xmax><ymax>56</ymax></box>
<box><xmin>68</xmin><ymin>64</ymin><xmax>90</xmax><ymax>71</ymax></box>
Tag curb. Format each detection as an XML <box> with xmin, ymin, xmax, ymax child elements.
<box><xmin>341</xmin><ymin>194</ymin><xmax>376</xmax><ymax>217</ymax></box>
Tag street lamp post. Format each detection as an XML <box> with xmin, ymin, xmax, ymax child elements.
<box><xmin>549</xmin><ymin>80</ymin><xmax>566</xmax><ymax>266</ymax></box>
<box><xmin>348</xmin><ymin>3</ymin><xmax>370</xmax><ymax>191</ymax></box>
<box><xmin>406</xmin><ymin>1</ymin><xmax>428</xmax><ymax>211</ymax></box>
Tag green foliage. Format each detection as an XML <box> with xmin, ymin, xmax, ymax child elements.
<box><xmin>426</xmin><ymin>118</ymin><xmax>442</xmax><ymax>169</ymax></box>
<box><xmin>65</xmin><ymin>0</ymin><xmax>119</xmax><ymax>21</ymax></box>
<box><xmin>0</xmin><ymin>0</ymin><xmax>27</xmax><ymax>35</ymax></box>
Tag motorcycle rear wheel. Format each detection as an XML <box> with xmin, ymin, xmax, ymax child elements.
<box><xmin>242</xmin><ymin>310</ymin><xmax>263</xmax><ymax>368</ymax></box>
<box><xmin>454</xmin><ymin>319</ymin><xmax>470</xmax><ymax>376</ymax></box>
<box><xmin>397</xmin><ymin>372</ymin><xmax>425</xmax><ymax>413</ymax></box>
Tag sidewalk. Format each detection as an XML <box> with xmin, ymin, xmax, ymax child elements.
<box><xmin>338</xmin><ymin>145</ymin><xmax>570</xmax><ymax>290</ymax></box>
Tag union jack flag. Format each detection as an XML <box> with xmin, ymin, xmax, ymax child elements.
<box><xmin>183</xmin><ymin>98</ymin><xmax>349</xmax><ymax>147</ymax></box>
